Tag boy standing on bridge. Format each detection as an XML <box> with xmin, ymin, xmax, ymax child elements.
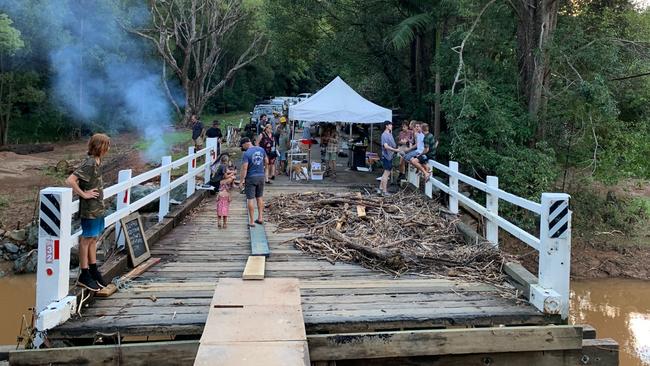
<box><xmin>239</xmin><ymin>137</ymin><xmax>268</xmax><ymax>228</ymax></box>
<box><xmin>65</xmin><ymin>133</ymin><xmax>111</xmax><ymax>292</ymax></box>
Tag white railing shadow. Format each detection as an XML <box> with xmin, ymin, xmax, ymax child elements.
<box><xmin>408</xmin><ymin>159</ymin><xmax>571</xmax><ymax>320</ymax></box>
<box><xmin>33</xmin><ymin>138</ymin><xmax>219</xmax><ymax>344</ymax></box>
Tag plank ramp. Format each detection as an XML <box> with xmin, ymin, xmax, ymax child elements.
<box><xmin>194</xmin><ymin>278</ymin><xmax>309</xmax><ymax>366</ymax></box>
<box><xmin>249</xmin><ymin>207</ymin><xmax>270</xmax><ymax>256</ymax></box>
<box><xmin>242</xmin><ymin>256</ymin><xmax>265</xmax><ymax>280</ymax></box>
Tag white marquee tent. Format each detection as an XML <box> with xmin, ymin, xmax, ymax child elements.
<box><xmin>288</xmin><ymin>76</ymin><xmax>392</xmax><ymax>123</ymax></box>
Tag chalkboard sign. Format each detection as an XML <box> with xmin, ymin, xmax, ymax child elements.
<box><xmin>120</xmin><ymin>213</ymin><xmax>151</xmax><ymax>267</ymax></box>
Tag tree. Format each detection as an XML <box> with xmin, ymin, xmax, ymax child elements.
<box><xmin>130</xmin><ymin>0</ymin><xmax>269</xmax><ymax>124</ymax></box>
<box><xmin>513</xmin><ymin>0</ymin><xmax>560</xmax><ymax>140</ymax></box>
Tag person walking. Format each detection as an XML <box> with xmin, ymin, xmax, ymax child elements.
<box><xmin>239</xmin><ymin>137</ymin><xmax>268</xmax><ymax>227</ymax></box>
<box><xmin>65</xmin><ymin>133</ymin><xmax>111</xmax><ymax>292</ymax></box>
<box><xmin>276</xmin><ymin>118</ymin><xmax>291</xmax><ymax>176</ymax></box>
<box><xmin>379</xmin><ymin>121</ymin><xmax>400</xmax><ymax>195</ymax></box>
<box><xmin>257</xmin><ymin>123</ymin><xmax>277</xmax><ymax>183</ymax></box>
<box><xmin>190</xmin><ymin>114</ymin><xmax>205</xmax><ymax>151</ymax></box>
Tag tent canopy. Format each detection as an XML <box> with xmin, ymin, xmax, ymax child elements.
<box><xmin>288</xmin><ymin>76</ymin><xmax>392</xmax><ymax>124</ymax></box>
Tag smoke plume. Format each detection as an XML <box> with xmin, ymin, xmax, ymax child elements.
<box><xmin>0</xmin><ymin>0</ymin><xmax>177</xmax><ymax>160</ymax></box>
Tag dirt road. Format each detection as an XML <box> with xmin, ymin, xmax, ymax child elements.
<box><xmin>0</xmin><ymin>134</ymin><xmax>149</xmax><ymax>230</ymax></box>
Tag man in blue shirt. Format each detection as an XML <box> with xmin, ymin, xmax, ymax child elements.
<box><xmin>239</xmin><ymin>137</ymin><xmax>268</xmax><ymax>227</ymax></box>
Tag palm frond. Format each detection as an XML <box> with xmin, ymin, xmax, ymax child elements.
<box><xmin>388</xmin><ymin>13</ymin><xmax>434</xmax><ymax>50</ymax></box>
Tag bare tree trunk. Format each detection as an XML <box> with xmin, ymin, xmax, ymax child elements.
<box><xmin>162</xmin><ymin>62</ymin><xmax>182</xmax><ymax>119</ymax></box>
<box><xmin>433</xmin><ymin>24</ymin><xmax>442</xmax><ymax>140</ymax></box>
<box><xmin>515</xmin><ymin>0</ymin><xmax>559</xmax><ymax>140</ymax></box>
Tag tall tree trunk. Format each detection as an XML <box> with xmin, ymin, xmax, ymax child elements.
<box><xmin>433</xmin><ymin>24</ymin><xmax>442</xmax><ymax>140</ymax></box>
<box><xmin>516</xmin><ymin>0</ymin><xmax>559</xmax><ymax>141</ymax></box>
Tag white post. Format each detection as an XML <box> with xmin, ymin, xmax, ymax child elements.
<box><xmin>115</xmin><ymin>169</ymin><xmax>131</xmax><ymax>250</ymax></box>
<box><xmin>34</xmin><ymin>187</ymin><xmax>78</xmax><ymax>346</ymax></box>
<box><xmin>448</xmin><ymin>161</ymin><xmax>459</xmax><ymax>214</ymax></box>
<box><xmin>424</xmin><ymin>161</ymin><xmax>434</xmax><ymax>198</ymax></box>
<box><xmin>159</xmin><ymin>156</ymin><xmax>172</xmax><ymax>223</ymax></box>
<box><xmin>187</xmin><ymin>146</ymin><xmax>196</xmax><ymax>198</ymax></box>
<box><xmin>533</xmin><ymin>192</ymin><xmax>571</xmax><ymax>319</ymax></box>
<box><xmin>205</xmin><ymin>137</ymin><xmax>218</xmax><ymax>183</ymax></box>
<box><xmin>36</xmin><ymin>188</ymin><xmax>73</xmax><ymax>313</ymax></box>
<box><xmin>485</xmin><ymin>176</ymin><xmax>499</xmax><ymax>247</ymax></box>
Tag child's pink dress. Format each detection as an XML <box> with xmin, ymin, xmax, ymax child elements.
<box><xmin>216</xmin><ymin>182</ymin><xmax>231</xmax><ymax>217</ymax></box>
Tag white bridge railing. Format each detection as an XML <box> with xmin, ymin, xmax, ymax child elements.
<box><xmin>34</xmin><ymin>138</ymin><xmax>219</xmax><ymax>344</ymax></box>
<box><xmin>407</xmin><ymin>160</ymin><xmax>571</xmax><ymax>319</ymax></box>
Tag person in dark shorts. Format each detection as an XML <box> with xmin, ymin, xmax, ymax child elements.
<box><xmin>379</xmin><ymin>121</ymin><xmax>400</xmax><ymax>195</ymax></box>
<box><xmin>239</xmin><ymin>137</ymin><xmax>268</xmax><ymax>227</ymax></box>
<box><xmin>65</xmin><ymin>133</ymin><xmax>111</xmax><ymax>292</ymax></box>
<box><xmin>190</xmin><ymin>114</ymin><xmax>205</xmax><ymax>150</ymax></box>
<box><xmin>206</xmin><ymin>120</ymin><xmax>224</xmax><ymax>156</ymax></box>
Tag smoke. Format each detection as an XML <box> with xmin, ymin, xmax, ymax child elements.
<box><xmin>0</xmin><ymin>0</ymin><xmax>176</xmax><ymax>160</ymax></box>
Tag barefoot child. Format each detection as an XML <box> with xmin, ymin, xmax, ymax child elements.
<box><xmin>216</xmin><ymin>156</ymin><xmax>236</xmax><ymax>228</ymax></box>
<box><xmin>65</xmin><ymin>133</ymin><xmax>110</xmax><ymax>292</ymax></box>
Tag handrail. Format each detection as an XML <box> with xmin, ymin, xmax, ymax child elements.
<box><xmin>410</xmin><ymin>159</ymin><xmax>571</xmax><ymax>320</ymax></box>
<box><xmin>33</xmin><ymin>138</ymin><xmax>220</xmax><ymax>345</ymax></box>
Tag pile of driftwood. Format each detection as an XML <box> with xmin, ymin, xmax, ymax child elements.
<box><xmin>267</xmin><ymin>191</ymin><xmax>510</xmax><ymax>284</ymax></box>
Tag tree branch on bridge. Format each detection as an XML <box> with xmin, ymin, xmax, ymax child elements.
<box><xmin>127</xmin><ymin>0</ymin><xmax>270</xmax><ymax>124</ymax></box>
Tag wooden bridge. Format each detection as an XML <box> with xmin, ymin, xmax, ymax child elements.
<box><xmin>7</xmin><ymin>138</ymin><xmax>618</xmax><ymax>365</ymax></box>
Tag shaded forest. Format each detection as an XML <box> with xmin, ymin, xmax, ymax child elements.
<box><xmin>1</xmin><ymin>0</ymin><xmax>649</xmax><ymax>243</ymax></box>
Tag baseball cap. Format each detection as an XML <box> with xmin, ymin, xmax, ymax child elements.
<box><xmin>239</xmin><ymin>137</ymin><xmax>251</xmax><ymax>147</ymax></box>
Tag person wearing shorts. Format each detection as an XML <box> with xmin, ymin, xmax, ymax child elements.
<box><xmin>66</xmin><ymin>133</ymin><xmax>111</xmax><ymax>292</ymax></box>
<box><xmin>400</xmin><ymin>122</ymin><xmax>431</xmax><ymax>181</ymax></box>
<box><xmin>239</xmin><ymin>137</ymin><xmax>268</xmax><ymax>227</ymax></box>
<box><xmin>379</xmin><ymin>121</ymin><xmax>400</xmax><ymax>195</ymax></box>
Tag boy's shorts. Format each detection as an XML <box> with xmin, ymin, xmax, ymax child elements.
<box><xmin>325</xmin><ymin>152</ymin><xmax>338</xmax><ymax>161</ymax></box>
<box><xmin>244</xmin><ymin>176</ymin><xmax>265</xmax><ymax>200</ymax></box>
<box><xmin>278</xmin><ymin>150</ymin><xmax>287</xmax><ymax>161</ymax></box>
<box><xmin>81</xmin><ymin>217</ymin><xmax>105</xmax><ymax>238</ymax></box>
<box><xmin>381</xmin><ymin>157</ymin><xmax>393</xmax><ymax>170</ymax></box>
<box><xmin>404</xmin><ymin>150</ymin><xmax>419</xmax><ymax>161</ymax></box>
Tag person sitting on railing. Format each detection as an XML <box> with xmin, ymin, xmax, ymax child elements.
<box><xmin>65</xmin><ymin>133</ymin><xmax>111</xmax><ymax>292</ymax></box>
<box><xmin>418</xmin><ymin>123</ymin><xmax>438</xmax><ymax>166</ymax></box>
<box><xmin>397</xmin><ymin>120</ymin><xmax>414</xmax><ymax>181</ymax></box>
<box><xmin>399</xmin><ymin>122</ymin><xmax>431</xmax><ymax>182</ymax></box>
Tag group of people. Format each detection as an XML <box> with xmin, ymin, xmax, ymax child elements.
<box><xmin>240</xmin><ymin>112</ymin><xmax>292</xmax><ymax>182</ymax></box>
<box><xmin>379</xmin><ymin>120</ymin><xmax>438</xmax><ymax>195</ymax></box>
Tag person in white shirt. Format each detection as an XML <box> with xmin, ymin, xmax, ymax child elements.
<box><xmin>400</xmin><ymin>122</ymin><xmax>431</xmax><ymax>182</ymax></box>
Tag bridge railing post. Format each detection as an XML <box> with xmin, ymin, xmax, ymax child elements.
<box><xmin>115</xmin><ymin>169</ymin><xmax>132</xmax><ymax>250</ymax></box>
<box><xmin>187</xmin><ymin>146</ymin><xmax>196</xmax><ymax>198</ymax></box>
<box><xmin>531</xmin><ymin>192</ymin><xmax>571</xmax><ymax>320</ymax></box>
<box><xmin>159</xmin><ymin>156</ymin><xmax>172</xmax><ymax>223</ymax></box>
<box><xmin>35</xmin><ymin>188</ymin><xmax>77</xmax><ymax>345</ymax></box>
<box><xmin>485</xmin><ymin>176</ymin><xmax>499</xmax><ymax>247</ymax></box>
<box><xmin>448</xmin><ymin>161</ymin><xmax>459</xmax><ymax>214</ymax></box>
<box><xmin>205</xmin><ymin>137</ymin><xmax>218</xmax><ymax>183</ymax></box>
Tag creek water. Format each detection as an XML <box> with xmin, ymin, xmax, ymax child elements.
<box><xmin>0</xmin><ymin>275</ymin><xmax>647</xmax><ymax>365</ymax></box>
<box><xmin>571</xmin><ymin>279</ymin><xmax>650</xmax><ymax>366</ymax></box>
<box><xmin>0</xmin><ymin>274</ymin><xmax>35</xmax><ymax>345</ymax></box>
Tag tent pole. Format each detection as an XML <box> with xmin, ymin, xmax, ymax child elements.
<box><xmin>370</xmin><ymin>123</ymin><xmax>373</xmax><ymax>153</ymax></box>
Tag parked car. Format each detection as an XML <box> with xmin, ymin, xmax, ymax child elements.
<box><xmin>250</xmin><ymin>104</ymin><xmax>274</xmax><ymax>125</ymax></box>
<box><xmin>296</xmin><ymin>93</ymin><xmax>312</xmax><ymax>102</ymax></box>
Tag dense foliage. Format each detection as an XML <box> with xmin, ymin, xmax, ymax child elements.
<box><xmin>0</xmin><ymin>0</ymin><xmax>648</xmax><ymax>234</ymax></box>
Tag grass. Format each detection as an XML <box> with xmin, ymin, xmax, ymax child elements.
<box><xmin>134</xmin><ymin>111</ymin><xmax>250</xmax><ymax>154</ymax></box>
<box><xmin>202</xmin><ymin>111</ymin><xmax>251</xmax><ymax>129</ymax></box>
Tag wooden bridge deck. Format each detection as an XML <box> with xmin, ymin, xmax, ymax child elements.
<box><xmin>50</xmin><ymin>180</ymin><xmax>559</xmax><ymax>340</ymax></box>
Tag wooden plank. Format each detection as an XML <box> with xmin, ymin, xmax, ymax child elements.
<box><xmin>249</xmin><ymin>208</ymin><xmax>270</xmax><ymax>256</ymax></box>
<box><xmin>194</xmin><ymin>342</ymin><xmax>309</xmax><ymax>366</ymax></box>
<box><xmin>242</xmin><ymin>256</ymin><xmax>265</xmax><ymax>280</ymax></box>
<box><xmin>307</xmin><ymin>325</ymin><xmax>583</xmax><ymax>361</ymax></box>
<box><xmin>356</xmin><ymin>205</ymin><xmax>366</xmax><ymax>218</ymax></box>
<box><xmin>198</xmin><ymin>278</ymin><xmax>308</xmax><ymax>365</ymax></box>
<box><xmin>504</xmin><ymin>261</ymin><xmax>537</xmax><ymax>298</ymax></box>
<box><xmin>96</xmin><ymin>283</ymin><xmax>117</xmax><ymax>297</ymax></box>
<box><xmin>581</xmin><ymin>324</ymin><xmax>597</xmax><ymax>339</ymax></box>
<box><xmin>122</xmin><ymin>257</ymin><xmax>161</xmax><ymax>280</ymax></box>
<box><xmin>581</xmin><ymin>338</ymin><xmax>619</xmax><ymax>365</ymax></box>
<box><xmin>9</xmin><ymin>341</ymin><xmax>199</xmax><ymax>366</ymax></box>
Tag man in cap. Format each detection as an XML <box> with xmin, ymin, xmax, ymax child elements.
<box><xmin>239</xmin><ymin>137</ymin><xmax>268</xmax><ymax>227</ymax></box>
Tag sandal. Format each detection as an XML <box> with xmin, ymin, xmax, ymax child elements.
<box><xmin>248</xmin><ymin>223</ymin><xmax>255</xmax><ymax>228</ymax></box>
<box><xmin>255</xmin><ymin>219</ymin><xmax>264</xmax><ymax>225</ymax></box>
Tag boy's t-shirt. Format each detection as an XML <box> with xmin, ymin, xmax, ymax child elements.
<box><xmin>424</xmin><ymin>133</ymin><xmax>436</xmax><ymax>159</ymax></box>
<box><xmin>73</xmin><ymin>156</ymin><xmax>105</xmax><ymax>219</ymax></box>
<box><xmin>415</xmin><ymin>132</ymin><xmax>425</xmax><ymax>154</ymax></box>
<box><xmin>242</xmin><ymin>146</ymin><xmax>266</xmax><ymax>178</ymax></box>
